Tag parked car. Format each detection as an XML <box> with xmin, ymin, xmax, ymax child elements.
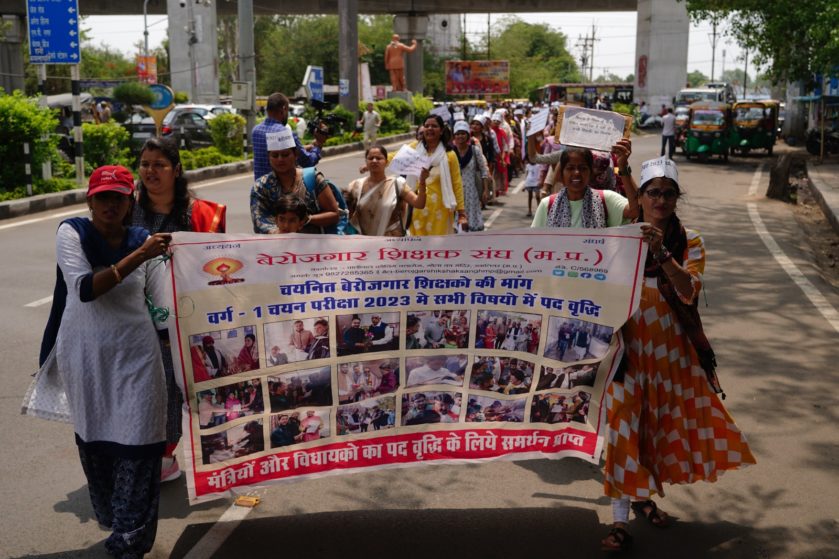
<box><xmin>160</xmin><ymin>106</ymin><xmax>214</xmax><ymax>149</ymax></box>
<box><xmin>193</xmin><ymin>103</ymin><xmax>237</xmax><ymax>117</ymax></box>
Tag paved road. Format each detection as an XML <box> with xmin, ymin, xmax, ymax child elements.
<box><xmin>3</xmin><ymin>134</ymin><xmax>839</xmax><ymax>558</ymax></box>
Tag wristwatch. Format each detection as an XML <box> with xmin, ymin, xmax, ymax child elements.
<box><xmin>618</xmin><ymin>165</ymin><xmax>632</xmax><ymax>177</ymax></box>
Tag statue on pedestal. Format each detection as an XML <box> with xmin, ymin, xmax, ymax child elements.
<box><xmin>384</xmin><ymin>34</ymin><xmax>418</xmax><ymax>92</ymax></box>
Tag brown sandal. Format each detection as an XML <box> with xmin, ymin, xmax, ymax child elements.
<box><xmin>631</xmin><ymin>500</ymin><xmax>669</xmax><ymax>528</ymax></box>
<box><xmin>601</xmin><ymin>526</ymin><xmax>634</xmax><ymax>552</ymax></box>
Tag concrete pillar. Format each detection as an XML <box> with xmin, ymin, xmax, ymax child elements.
<box><xmin>238</xmin><ymin>0</ymin><xmax>256</xmax><ymax>150</ymax></box>
<box><xmin>634</xmin><ymin>0</ymin><xmax>689</xmax><ymax>110</ymax></box>
<box><xmin>0</xmin><ymin>15</ymin><xmax>25</xmax><ymax>94</ymax></box>
<box><xmin>394</xmin><ymin>14</ymin><xmax>429</xmax><ymax>94</ymax></box>
<box><xmin>338</xmin><ymin>0</ymin><xmax>359</xmax><ymax>112</ymax></box>
<box><xmin>167</xmin><ymin>0</ymin><xmax>219</xmax><ymax>103</ymax></box>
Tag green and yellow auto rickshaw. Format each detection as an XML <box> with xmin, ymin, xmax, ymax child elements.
<box><xmin>685</xmin><ymin>102</ymin><xmax>733</xmax><ymax>162</ymax></box>
<box><xmin>730</xmin><ymin>100</ymin><xmax>779</xmax><ymax>156</ymax></box>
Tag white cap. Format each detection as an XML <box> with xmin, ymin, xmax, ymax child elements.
<box><xmin>453</xmin><ymin>121</ymin><xmax>470</xmax><ymax>134</ymax></box>
<box><xmin>640</xmin><ymin>156</ymin><xmax>679</xmax><ymax>189</ymax></box>
<box><xmin>266</xmin><ymin>127</ymin><xmax>296</xmax><ymax>151</ymax></box>
<box><xmin>513</xmin><ymin>109</ymin><xmax>524</xmax><ymax>116</ymax></box>
<box><xmin>491</xmin><ymin>111</ymin><xmax>503</xmax><ymax>122</ymax></box>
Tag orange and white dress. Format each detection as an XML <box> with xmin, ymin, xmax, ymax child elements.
<box><xmin>603</xmin><ymin>229</ymin><xmax>755</xmax><ymax>499</ymax></box>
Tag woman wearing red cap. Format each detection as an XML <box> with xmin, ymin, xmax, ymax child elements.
<box><xmin>39</xmin><ymin>165</ymin><xmax>172</xmax><ymax>558</ymax></box>
<box><xmin>133</xmin><ymin>137</ymin><xmax>227</xmax><ymax>483</ymax></box>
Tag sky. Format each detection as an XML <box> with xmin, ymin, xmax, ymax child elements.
<box><xmin>82</xmin><ymin>11</ymin><xmax>748</xmax><ymax>82</ymax></box>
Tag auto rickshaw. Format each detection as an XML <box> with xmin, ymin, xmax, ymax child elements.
<box><xmin>730</xmin><ymin>100</ymin><xmax>779</xmax><ymax>156</ymax></box>
<box><xmin>674</xmin><ymin>105</ymin><xmax>690</xmax><ymax>152</ymax></box>
<box><xmin>684</xmin><ymin>102</ymin><xmax>733</xmax><ymax>162</ymax></box>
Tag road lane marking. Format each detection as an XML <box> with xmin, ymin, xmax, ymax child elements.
<box><xmin>747</xmin><ymin>202</ymin><xmax>839</xmax><ymax>334</ymax></box>
<box><xmin>0</xmin><ymin>207</ymin><xmax>86</xmax><ymax>231</ymax></box>
<box><xmin>24</xmin><ymin>295</ymin><xmax>53</xmax><ymax>308</ymax></box>
<box><xmin>183</xmin><ymin>501</ymin><xmax>254</xmax><ymax>559</ymax></box>
<box><xmin>484</xmin><ymin>208</ymin><xmax>503</xmax><ymax>229</ymax></box>
<box><xmin>748</xmin><ymin>162</ymin><xmax>766</xmax><ymax>196</ymax></box>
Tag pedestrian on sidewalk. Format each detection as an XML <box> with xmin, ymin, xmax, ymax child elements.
<box><xmin>600</xmin><ymin>157</ymin><xmax>756</xmax><ymax>552</ymax></box>
<box><xmin>358</xmin><ymin>102</ymin><xmax>381</xmax><ymax>150</ymax></box>
<box><xmin>133</xmin><ymin>137</ymin><xmax>226</xmax><ymax>483</ymax></box>
<box><xmin>661</xmin><ymin>107</ymin><xmax>676</xmax><ymax>159</ymax></box>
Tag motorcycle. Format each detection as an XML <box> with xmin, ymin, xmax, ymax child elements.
<box><xmin>806</xmin><ymin>128</ymin><xmax>839</xmax><ymax>156</ymax></box>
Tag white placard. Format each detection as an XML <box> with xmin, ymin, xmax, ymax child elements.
<box><xmin>430</xmin><ymin>106</ymin><xmax>451</xmax><ymax>121</ymax></box>
<box><xmin>527</xmin><ymin>109</ymin><xmax>550</xmax><ymax>137</ymax></box>
<box><xmin>388</xmin><ymin>144</ymin><xmax>431</xmax><ymax>177</ymax></box>
<box><xmin>556</xmin><ymin>107</ymin><xmax>630</xmax><ymax>152</ymax></box>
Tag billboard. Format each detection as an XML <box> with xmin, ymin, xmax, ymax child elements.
<box><xmin>446</xmin><ymin>60</ymin><xmax>510</xmax><ymax>96</ymax></box>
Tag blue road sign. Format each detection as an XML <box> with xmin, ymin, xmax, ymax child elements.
<box><xmin>148</xmin><ymin>84</ymin><xmax>175</xmax><ymax>110</ymax></box>
<box><xmin>27</xmin><ymin>0</ymin><xmax>81</xmax><ymax>64</ymax></box>
<box><xmin>306</xmin><ymin>66</ymin><xmax>324</xmax><ymax>102</ymax></box>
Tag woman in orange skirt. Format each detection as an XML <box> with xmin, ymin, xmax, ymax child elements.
<box><xmin>601</xmin><ymin>157</ymin><xmax>756</xmax><ymax>552</ymax></box>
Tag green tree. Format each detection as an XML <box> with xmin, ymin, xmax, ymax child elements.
<box><xmin>255</xmin><ymin>16</ymin><xmax>340</xmax><ymax>96</ymax></box>
<box><xmin>0</xmin><ymin>91</ymin><xmax>59</xmax><ymax>192</ymax></box>
<box><xmin>594</xmin><ymin>72</ymin><xmax>626</xmax><ymax>83</ymax></box>
<box><xmin>217</xmin><ymin>16</ymin><xmax>238</xmax><ymax>95</ymax></box>
<box><xmin>687</xmin><ymin>70</ymin><xmax>709</xmax><ymax>87</ymax></box>
<box><xmin>481</xmin><ymin>17</ymin><xmax>581</xmax><ymax>98</ymax></box>
<box><xmin>113</xmin><ymin>82</ymin><xmax>154</xmax><ymax>106</ymax></box>
<box><xmin>684</xmin><ymin>1</ymin><xmax>839</xmax><ymax>83</ymax></box>
<box><xmin>719</xmin><ymin>68</ymin><xmax>750</xmax><ymax>88</ymax></box>
<box><xmin>150</xmin><ymin>39</ymin><xmax>170</xmax><ymax>88</ymax></box>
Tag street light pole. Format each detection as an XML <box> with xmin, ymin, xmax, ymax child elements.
<box><xmin>186</xmin><ymin>0</ymin><xmax>197</xmax><ymax>102</ymax></box>
<box><xmin>143</xmin><ymin>0</ymin><xmax>149</xmax><ymax>63</ymax></box>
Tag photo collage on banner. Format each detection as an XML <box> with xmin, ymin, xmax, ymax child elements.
<box><xmin>168</xmin><ymin>228</ymin><xmax>645</xmax><ymax>501</ymax></box>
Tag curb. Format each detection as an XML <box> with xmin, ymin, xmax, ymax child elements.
<box><xmin>806</xmin><ymin>161</ymin><xmax>839</xmax><ymax>236</ymax></box>
<box><xmin>0</xmin><ymin>131</ymin><xmax>416</xmax><ymax>221</ymax></box>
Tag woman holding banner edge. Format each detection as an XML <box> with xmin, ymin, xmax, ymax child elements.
<box><xmin>41</xmin><ymin>165</ymin><xmax>172</xmax><ymax>558</ymax></box>
<box><xmin>600</xmin><ymin>157</ymin><xmax>755</xmax><ymax>552</ymax></box>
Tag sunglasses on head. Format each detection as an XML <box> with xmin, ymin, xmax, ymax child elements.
<box><xmin>643</xmin><ymin>188</ymin><xmax>678</xmax><ymax>201</ymax></box>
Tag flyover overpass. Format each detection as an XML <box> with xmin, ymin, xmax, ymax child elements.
<box><xmin>0</xmin><ymin>0</ymin><xmax>638</xmax><ymax>16</ymax></box>
<box><xmin>1</xmin><ymin>0</ymin><xmax>686</xmax><ymax>114</ymax></box>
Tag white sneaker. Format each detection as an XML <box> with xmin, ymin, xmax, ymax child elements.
<box><xmin>161</xmin><ymin>456</ymin><xmax>182</xmax><ymax>483</ymax></box>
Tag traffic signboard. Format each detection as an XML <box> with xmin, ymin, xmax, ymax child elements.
<box><xmin>26</xmin><ymin>0</ymin><xmax>81</xmax><ymax>64</ymax></box>
<box><xmin>303</xmin><ymin>65</ymin><xmax>324</xmax><ymax>102</ymax></box>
